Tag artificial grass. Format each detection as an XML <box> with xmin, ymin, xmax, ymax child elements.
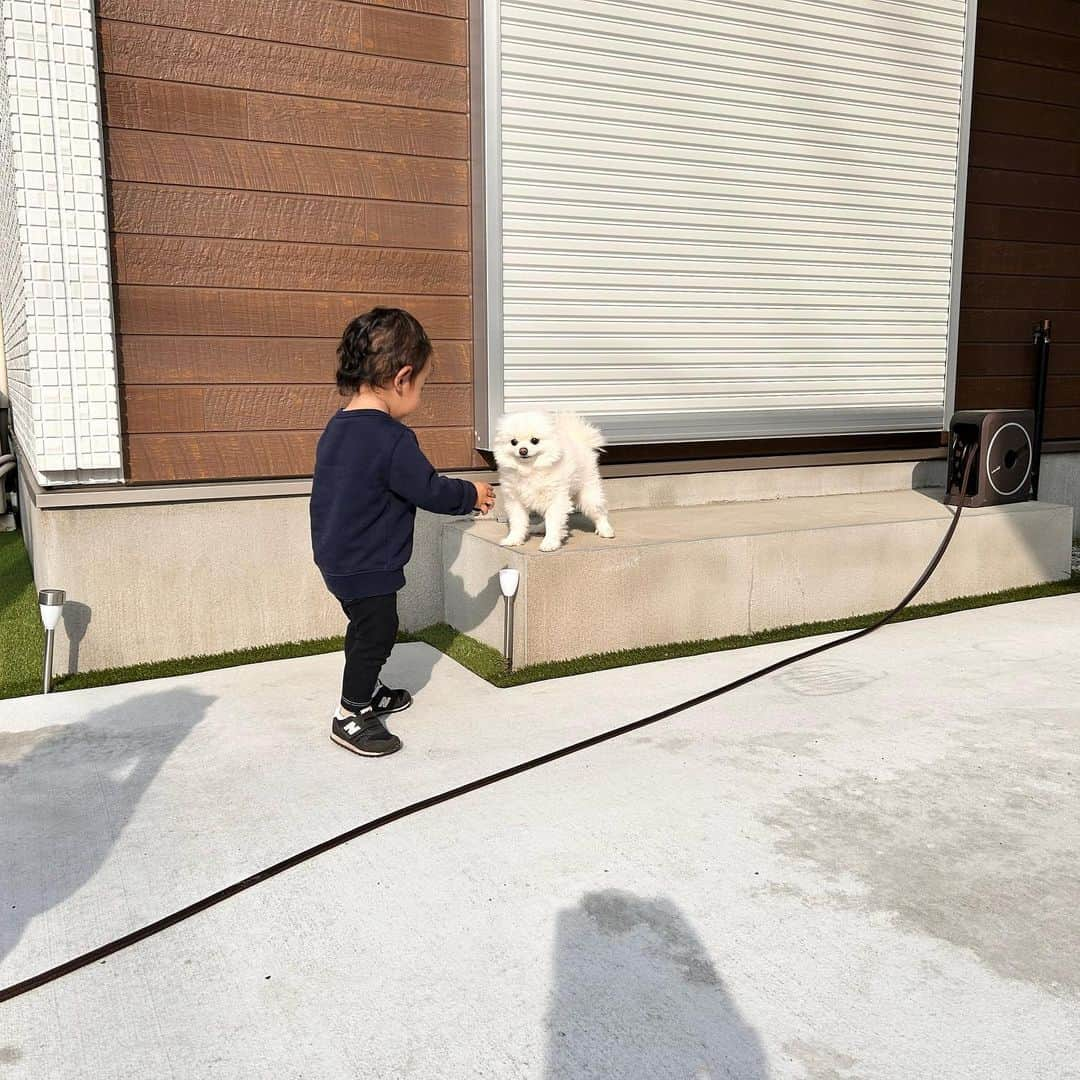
<box><xmin>0</xmin><ymin>626</ymin><xmax>350</xmax><ymax>701</ymax></box>
<box><xmin>410</xmin><ymin>569</ymin><xmax>1080</xmax><ymax>689</ymax></box>
<box><xmin>45</xmin><ymin>635</ymin><xmax>354</xmax><ymax>698</ymax></box>
<box><xmin>1</xmin><ymin>521</ymin><xmax>1078</xmax><ymax>699</ymax></box>
<box><xmin>0</xmin><ymin>530</ymin><xmax>45</xmax><ymax>700</ymax></box>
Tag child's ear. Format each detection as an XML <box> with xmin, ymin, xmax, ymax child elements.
<box><xmin>393</xmin><ymin>365</ymin><xmax>414</xmax><ymax>393</ymax></box>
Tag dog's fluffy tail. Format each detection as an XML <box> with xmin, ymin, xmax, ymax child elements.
<box><xmin>558</xmin><ymin>412</ymin><xmax>606</xmax><ymax>453</ymax></box>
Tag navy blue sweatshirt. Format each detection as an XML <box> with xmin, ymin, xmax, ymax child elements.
<box><xmin>310</xmin><ymin>409</ymin><xmax>476</xmax><ymax>600</ymax></box>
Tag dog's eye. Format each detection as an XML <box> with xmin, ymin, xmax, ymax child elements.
<box><xmin>530</xmin><ymin>438</ymin><xmax>539</xmax><ymax>445</ymax></box>
<box><xmin>510</xmin><ymin>439</ymin><xmax>518</xmax><ymax>446</ymax></box>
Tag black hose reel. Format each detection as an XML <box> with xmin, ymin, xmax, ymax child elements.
<box><xmin>945</xmin><ymin>409</ymin><xmax>1035</xmax><ymax>508</ymax></box>
<box><xmin>945</xmin><ymin>320</ymin><xmax>1050</xmax><ymax>509</ymax></box>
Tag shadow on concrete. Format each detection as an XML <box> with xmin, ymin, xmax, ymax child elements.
<box><xmin>908</xmin><ymin>460</ymin><xmax>950</xmax><ymax>505</ymax></box>
<box><xmin>385</xmin><ymin>637</ymin><xmax>442</xmax><ymax>698</ymax></box>
<box><xmin>0</xmin><ymin>687</ymin><xmax>214</xmax><ymax>968</ymax></box>
<box><xmin>440</xmin><ymin>509</ymin><xmax>614</xmax><ymax>657</ymax></box>
<box><xmin>62</xmin><ymin>600</ymin><xmax>91</xmax><ymax>675</ymax></box>
<box><xmin>910</xmin><ymin>459</ymin><xmax>946</xmax><ymax>489</ymax></box>
<box><xmin>544</xmin><ymin>890</ymin><xmax>769</xmax><ymax>1079</ymax></box>
<box><xmin>441</xmin><ymin>523</ymin><xmax>502</xmax><ymax>639</ymax></box>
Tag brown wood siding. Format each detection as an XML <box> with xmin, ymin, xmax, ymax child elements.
<box><xmin>956</xmin><ymin>0</ymin><xmax>1080</xmax><ymax>445</ymax></box>
<box><xmin>99</xmin><ymin>2</ymin><xmax>475</xmax><ymax>482</ymax></box>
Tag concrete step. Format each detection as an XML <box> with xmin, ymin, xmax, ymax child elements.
<box><xmin>442</xmin><ymin>490</ymin><xmax>1074</xmax><ymax>667</ymax></box>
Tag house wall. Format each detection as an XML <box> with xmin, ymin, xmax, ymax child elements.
<box><xmin>19</xmin><ymin>490</ymin><xmax>446</xmax><ymax>675</ymax></box>
<box><xmin>96</xmin><ymin>0</ymin><xmax>476</xmax><ymax>482</ymax></box>
<box><xmin>955</xmin><ymin>0</ymin><xmax>1080</xmax><ymax>441</ymax></box>
<box><xmin>0</xmin><ymin>35</ymin><xmax>28</xmax><ymax>450</ymax></box>
<box><xmin>0</xmin><ymin>0</ymin><xmax>122</xmax><ymax>486</ymax></box>
<box><xmin>94</xmin><ymin>0</ymin><xmax>1080</xmax><ymax>484</ymax></box>
<box><xmin>23</xmin><ymin>455</ymin><xmax>952</xmax><ymax>675</ymax></box>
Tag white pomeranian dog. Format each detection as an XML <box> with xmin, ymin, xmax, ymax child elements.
<box><xmin>493</xmin><ymin>411</ymin><xmax>615</xmax><ymax>552</ymax></box>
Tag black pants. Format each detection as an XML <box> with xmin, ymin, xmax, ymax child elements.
<box><xmin>340</xmin><ymin>593</ymin><xmax>399</xmax><ymax>711</ymax></box>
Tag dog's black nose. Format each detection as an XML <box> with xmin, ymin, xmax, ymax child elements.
<box><xmin>518</xmin><ymin>447</ymin><xmax>529</xmax><ymax>457</ymax></box>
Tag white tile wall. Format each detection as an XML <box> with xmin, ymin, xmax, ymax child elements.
<box><xmin>1</xmin><ymin>0</ymin><xmax>121</xmax><ymax>485</ymax></box>
<box><xmin>0</xmin><ymin>29</ymin><xmax>29</xmax><ymax>454</ymax></box>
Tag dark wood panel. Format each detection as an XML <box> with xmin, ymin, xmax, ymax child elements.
<box><xmin>966</xmin><ymin>166</ymin><xmax>1080</xmax><ymax>211</ymax></box>
<box><xmin>102</xmin><ymin>76</ymin><xmax>468</xmax><ymax>159</ymax></box>
<box><xmin>975</xmin><ymin>0</ymin><xmax>1080</xmax><ymax>38</ymax></box>
<box><xmin>106</xmin><ymin>130</ymin><xmax>468</xmax><ymax>204</ymax></box>
<box><xmin>964</xmin><ymin>238</ymin><xmax>1080</xmax><ymax>276</ymax></box>
<box><xmin>362</xmin><ymin>5</ymin><xmax>467</xmax><ymax>64</ymax></box>
<box><xmin>958</xmin><ymin>342</ymin><xmax>1080</xmax><ymax>377</ymax></box>
<box><xmin>98</xmin><ymin>19</ymin><xmax>468</xmax><ymax>111</ymax></box>
<box><xmin>964</xmin><ymin>203</ymin><xmax>1080</xmax><ymax>245</ymax></box>
<box><xmin>113</xmin><ymin>235</ymin><xmax>470</xmax><ymax>293</ymax></box>
<box><xmin>118</xmin><ymin>336</ymin><xmax>471</xmax><ymax>384</ymax></box>
<box><xmin>357</xmin><ymin>0</ymin><xmax>466</xmax><ymax>18</ymax></box>
<box><xmin>100</xmin><ymin>0</ymin><xmax>367</xmax><ymax>55</ymax></box>
<box><xmin>1045</xmin><ymin>408</ymin><xmax>1080</xmax><ymax>439</ymax></box>
<box><xmin>961</xmin><ymin>273</ymin><xmax>1080</xmax><ymax>310</ymax></box>
<box><xmin>976</xmin><ymin>18</ymin><xmax>1080</xmax><ymax>72</ymax></box>
<box><xmin>968</xmin><ymin>131</ymin><xmax>1080</xmax><ymax>176</ymax></box>
<box><xmin>99</xmin><ymin>0</ymin><xmax>467</xmax><ymax>66</ymax></box>
<box><xmin>100</xmin><ymin>0</ymin><xmax>476</xmax><ymax>482</ymax></box>
<box><xmin>124</xmin><ymin>385</ymin><xmax>205</xmax><ymax>433</ymax></box>
<box><xmin>109</xmin><ymin>184</ymin><xmax>469</xmax><ymax>250</ymax></box>
<box><xmin>125</xmin><ymin>425</ymin><xmax>474</xmax><ymax>480</ymax></box>
<box><xmin>364</xmin><ymin>199</ymin><xmax>469</xmax><ymax>249</ymax></box>
<box><xmin>126</xmin><ymin>430</ymin><xmax>320</xmax><ymax>479</ymax></box>
<box><xmin>925</xmin><ymin>8</ymin><xmax>1078</xmax><ymax>439</ymax></box>
<box><xmin>971</xmin><ymin>92</ymin><xmax>1080</xmax><ymax>142</ymax></box>
<box><xmin>123</xmin><ymin>383</ymin><xmax>472</xmax><ymax>432</ymax></box>
<box><xmin>973</xmin><ymin>56</ymin><xmax>1080</xmax><ymax>108</ymax></box>
<box><xmin>958</xmin><ymin>308</ymin><xmax>1079</xmax><ymax>343</ymax></box>
<box><xmin>956</xmin><ymin>375</ymin><xmax>1080</xmax><ymax>409</ymax></box>
<box><xmin>115</xmin><ymin>286</ymin><xmax>472</xmax><ymax>338</ymax></box>
<box><xmin>952</xmin><ymin>382</ymin><xmax>1080</xmax><ymax>438</ymax></box>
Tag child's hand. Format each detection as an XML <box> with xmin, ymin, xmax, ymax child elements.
<box><xmin>472</xmin><ymin>481</ymin><xmax>496</xmax><ymax>515</ymax></box>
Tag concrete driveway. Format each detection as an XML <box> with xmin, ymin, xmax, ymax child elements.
<box><xmin>1</xmin><ymin>595</ymin><xmax>1078</xmax><ymax>1078</ymax></box>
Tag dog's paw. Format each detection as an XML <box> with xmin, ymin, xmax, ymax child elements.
<box><xmin>500</xmin><ymin>535</ymin><xmax>526</xmax><ymax>548</ymax></box>
<box><xmin>538</xmin><ymin>537</ymin><xmax>563</xmax><ymax>552</ymax></box>
<box><xmin>596</xmin><ymin>523</ymin><xmax>615</xmax><ymax>539</ymax></box>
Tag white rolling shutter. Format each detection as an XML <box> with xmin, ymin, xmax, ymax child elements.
<box><xmin>484</xmin><ymin>0</ymin><xmax>974</xmax><ymax>443</ymax></box>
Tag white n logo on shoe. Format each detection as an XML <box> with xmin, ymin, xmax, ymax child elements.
<box><xmin>343</xmin><ymin>721</ymin><xmax>361</xmax><ymax>736</ymax></box>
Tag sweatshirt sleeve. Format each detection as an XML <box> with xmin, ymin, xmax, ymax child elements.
<box><xmin>388</xmin><ymin>430</ymin><xmax>476</xmax><ymax>516</ymax></box>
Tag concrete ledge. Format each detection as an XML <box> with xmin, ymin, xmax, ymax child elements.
<box><xmin>444</xmin><ymin>491</ymin><xmax>1074</xmax><ymax>666</ymax></box>
<box><xmin>1041</xmin><ymin>452</ymin><xmax>1080</xmax><ymax>538</ymax></box>
<box><xmin>20</xmin><ymin>488</ymin><xmax>466</xmax><ymax>674</ymax></box>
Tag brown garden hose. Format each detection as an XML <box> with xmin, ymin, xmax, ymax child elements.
<box><xmin>0</xmin><ymin>446</ymin><xmax>979</xmax><ymax>1005</ymax></box>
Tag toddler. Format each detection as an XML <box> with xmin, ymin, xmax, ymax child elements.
<box><xmin>310</xmin><ymin>308</ymin><xmax>495</xmax><ymax>756</ymax></box>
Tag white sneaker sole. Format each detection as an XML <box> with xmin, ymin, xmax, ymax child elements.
<box><xmin>330</xmin><ymin>731</ymin><xmax>402</xmax><ymax>757</ymax></box>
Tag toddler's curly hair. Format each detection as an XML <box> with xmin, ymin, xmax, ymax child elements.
<box><xmin>335</xmin><ymin>307</ymin><xmax>433</xmax><ymax>396</ymax></box>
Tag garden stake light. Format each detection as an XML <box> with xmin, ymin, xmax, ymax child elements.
<box><xmin>499</xmin><ymin>567</ymin><xmax>520</xmax><ymax>671</ymax></box>
<box><xmin>38</xmin><ymin>588</ymin><xmax>65</xmax><ymax>694</ymax></box>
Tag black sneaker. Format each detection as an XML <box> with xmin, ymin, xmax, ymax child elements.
<box><xmin>370</xmin><ymin>681</ymin><xmax>413</xmax><ymax>717</ymax></box>
<box><xmin>331</xmin><ymin>708</ymin><xmax>402</xmax><ymax>757</ymax></box>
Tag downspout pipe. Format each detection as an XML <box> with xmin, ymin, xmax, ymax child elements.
<box><xmin>0</xmin><ymin>455</ymin><xmax>14</xmax><ymax>516</ymax></box>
